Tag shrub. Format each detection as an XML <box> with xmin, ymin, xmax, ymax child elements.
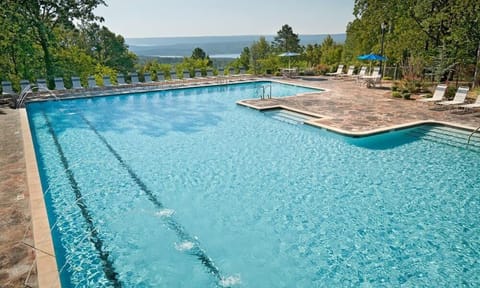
<box><xmin>315</xmin><ymin>64</ymin><xmax>330</xmax><ymax>75</ymax></box>
<box><xmin>392</xmin><ymin>91</ymin><xmax>402</xmax><ymax>98</ymax></box>
<box><xmin>402</xmin><ymin>92</ymin><xmax>411</xmax><ymax>100</ymax></box>
<box><xmin>445</xmin><ymin>86</ymin><xmax>457</xmax><ymax>99</ymax></box>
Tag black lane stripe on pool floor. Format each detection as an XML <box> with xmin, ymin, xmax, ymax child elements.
<box><xmin>42</xmin><ymin>112</ymin><xmax>122</xmax><ymax>287</ymax></box>
<box><xmin>80</xmin><ymin>115</ymin><xmax>224</xmax><ymax>283</ymax></box>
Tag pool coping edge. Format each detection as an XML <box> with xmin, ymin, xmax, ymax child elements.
<box><xmin>20</xmin><ymin>109</ymin><xmax>61</xmax><ymax>288</ymax></box>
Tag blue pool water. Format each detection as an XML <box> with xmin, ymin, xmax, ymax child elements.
<box><xmin>27</xmin><ymin>82</ymin><xmax>479</xmax><ymax>287</ymax></box>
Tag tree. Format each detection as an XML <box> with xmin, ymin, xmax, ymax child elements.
<box><xmin>272</xmin><ymin>24</ymin><xmax>302</xmax><ymax>53</ymax></box>
<box><xmin>81</xmin><ymin>24</ymin><xmax>136</xmax><ymax>74</ymax></box>
<box><xmin>305</xmin><ymin>44</ymin><xmax>322</xmax><ymax>67</ymax></box>
<box><xmin>250</xmin><ymin>37</ymin><xmax>272</xmax><ymax>74</ymax></box>
<box><xmin>190</xmin><ymin>47</ymin><xmax>212</xmax><ymax>66</ymax></box>
<box><xmin>238</xmin><ymin>47</ymin><xmax>251</xmax><ymax>70</ymax></box>
<box><xmin>346</xmin><ymin>0</ymin><xmax>480</xmax><ymax>83</ymax></box>
<box><xmin>319</xmin><ymin>35</ymin><xmax>343</xmax><ymax>65</ymax></box>
<box><xmin>0</xmin><ymin>3</ymin><xmax>43</xmax><ymax>86</ymax></box>
<box><xmin>10</xmin><ymin>0</ymin><xmax>106</xmax><ymax>87</ymax></box>
<box><xmin>191</xmin><ymin>47</ymin><xmax>207</xmax><ymax>60</ymax></box>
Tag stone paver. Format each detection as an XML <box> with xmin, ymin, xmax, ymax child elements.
<box><xmin>242</xmin><ymin>77</ymin><xmax>480</xmax><ymax>133</ymax></box>
<box><xmin>0</xmin><ymin>77</ymin><xmax>479</xmax><ymax>288</ymax></box>
<box><xmin>0</xmin><ymin>103</ymin><xmax>37</xmax><ymax>288</ymax></box>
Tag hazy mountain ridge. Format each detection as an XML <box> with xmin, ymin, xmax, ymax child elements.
<box><xmin>126</xmin><ymin>34</ymin><xmax>346</xmax><ymax>57</ymax></box>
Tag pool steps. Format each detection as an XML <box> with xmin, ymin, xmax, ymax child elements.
<box><xmin>408</xmin><ymin>126</ymin><xmax>480</xmax><ymax>152</ymax></box>
<box><xmin>263</xmin><ymin>109</ymin><xmax>313</xmax><ymax>125</ymax></box>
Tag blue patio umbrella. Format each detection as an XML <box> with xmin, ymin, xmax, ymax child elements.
<box><xmin>358</xmin><ymin>53</ymin><xmax>386</xmax><ymax>72</ymax></box>
<box><xmin>357</xmin><ymin>53</ymin><xmax>386</xmax><ymax>61</ymax></box>
<box><xmin>279</xmin><ymin>52</ymin><xmax>301</xmax><ymax>69</ymax></box>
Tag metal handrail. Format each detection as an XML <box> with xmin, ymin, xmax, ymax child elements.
<box><xmin>466</xmin><ymin>126</ymin><xmax>480</xmax><ymax>147</ymax></box>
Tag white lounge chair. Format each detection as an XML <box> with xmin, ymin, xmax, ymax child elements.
<box><xmin>182</xmin><ymin>70</ymin><xmax>191</xmax><ymax>84</ymax></box>
<box><xmin>102</xmin><ymin>75</ymin><xmax>112</xmax><ymax>87</ymax></box>
<box><xmin>37</xmin><ymin>79</ymin><xmax>47</xmax><ymax>89</ymax></box>
<box><xmin>1</xmin><ymin>81</ymin><xmax>14</xmax><ymax>95</ymax></box>
<box><xmin>206</xmin><ymin>69</ymin><xmax>215</xmax><ymax>79</ymax></box>
<box><xmin>340</xmin><ymin>65</ymin><xmax>355</xmax><ymax>78</ymax></box>
<box><xmin>418</xmin><ymin>84</ymin><xmax>447</xmax><ymax>103</ymax></box>
<box><xmin>117</xmin><ymin>74</ymin><xmax>127</xmax><ymax>85</ymax></box>
<box><xmin>217</xmin><ymin>68</ymin><xmax>226</xmax><ymax>83</ymax></box>
<box><xmin>54</xmin><ymin>77</ymin><xmax>66</xmax><ymax>90</ymax></box>
<box><xmin>239</xmin><ymin>67</ymin><xmax>250</xmax><ymax>80</ymax></box>
<box><xmin>167</xmin><ymin>71</ymin><xmax>181</xmax><ymax>86</ymax></box>
<box><xmin>20</xmin><ymin>80</ymin><xmax>30</xmax><ymax>91</ymax></box>
<box><xmin>71</xmin><ymin>77</ymin><xmax>83</xmax><ymax>89</ymax></box>
<box><xmin>361</xmin><ymin>67</ymin><xmax>381</xmax><ymax>87</ymax></box>
<box><xmin>130</xmin><ymin>73</ymin><xmax>139</xmax><ymax>85</ymax></box>
<box><xmin>459</xmin><ymin>95</ymin><xmax>480</xmax><ymax>111</ymax></box>
<box><xmin>143</xmin><ymin>73</ymin><xmax>152</xmax><ymax>83</ymax></box>
<box><xmin>87</xmin><ymin>76</ymin><xmax>97</xmax><ymax>88</ymax></box>
<box><xmin>326</xmin><ymin>64</ymin><xmax>344</xmax><ymax>77</ymax></box>
<box><xmin>227</xmin><ymin>67</ymin><xmax>236</xmax><ymax>81</ymax></box>
<box><xmin>436</xmin><ymin>86</ymin><xmax>469</xmax><ymax>107</ymax></box>
<box><xmin>156</xmin><ymin>72</ymin><xmax>165</xmax><ymax>82</ymax></box>
<box><xmin>355</xmin><ymin>66</ymin><xmax>368</xmax><ymax>83</ymax></box>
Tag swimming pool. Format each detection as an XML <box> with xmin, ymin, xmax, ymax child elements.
<box><xmin>27</xmin><ymin>81</ymin><xmax>479</xmax><ymax>287</ymax></box>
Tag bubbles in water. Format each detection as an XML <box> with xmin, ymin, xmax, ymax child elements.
<box><xmin>174</xmin><ymin>241</ymin><xmax>194</xmax><ymax>251</ymax></box>
<box><xmin>155</xmin><ymin>208</ymin><xmax>175</xmax><ymax>217</ymax></box>
<box><xmin>220</xmin><ymin>274</ymin><xmax>242</xmax><ymax>287</ymax></box>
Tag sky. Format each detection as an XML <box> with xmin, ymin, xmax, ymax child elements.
<box><xmin>95</xmin><ymin>0</ymin><xmax>355</xmax><ymax>38</ymax></box>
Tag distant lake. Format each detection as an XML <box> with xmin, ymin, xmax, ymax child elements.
<box><xmin>126</xmin><ymin>34</ymin><xmax>346</xmax><ymax>58</ymax></box>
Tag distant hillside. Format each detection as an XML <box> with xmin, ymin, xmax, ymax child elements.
<box><xmin>126</xmin><ymin>34</ymin><xmax>346</xmax><ymax>58</ymax></box>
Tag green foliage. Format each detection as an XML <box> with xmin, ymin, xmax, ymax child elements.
<box><xmin>250</xmin><ymin>37</ymin><xmax>272</xmax><ymax>74</ymax></box>
<box><xmin>346</xmin><ymin>0</ymin><xmax>480</xmax><ymax>85</ymax></box>
<box><xmin>239</xmin><ymin>47</ymin><xmax>251</xmax><ymax>70</ymax></box>
<box><xmin>257</xmin><ymin>56</ymin><xmax>281</xmax><ymax>75</ymax></box>
<box><xmin>314</xmin><ymin>64</ymin><xmax>331</xmax><ymax>75</ymax></box>
<box><xmin>402</xmin><ymin>92</ymin><xmax>411</xmax><ymax>100</ymax></box>
<box><xmin>93</xmin><ymin>64</ymin><xmax>116</xmax><ymax>86</ymax></box>
<box><xmin>445</xmin><ymin>86</ymin><xmax>457</xmax><ymax>100</ymax></box>
<box><xmin>272</xmin><ymin>24</ymin><xmax>302</xmax><ymax>53</ymax></box>
<box><xmin>3</xmin><ymin>0</ymin><xmax>107</xmax><ymax>86</ymax></box>
<box><xmin>319</xmin><ymin>36</ymin><xmax>343</xmax><ymax>65</ymax></box>
<box><xmin>305</xmin><ymin>44</ymin><xmax>322</xmax><ymax>67</ymax></box>
<box><xmin>140</xmin><ymin>60</ymin><xmax>172</xmax><ymax>80</ymax></box>
<box><xmin>81</xmin><ymin>24</ymin><xmax>137</xmax><ymax>74</ymax></box>
<box><xmin>56</xmin><ymin>46</ymin><xmax>96</xmax><ymax>79</ymax></box>
<box><xmin>191</xmin><ymin>47</ymin><xmax>207</xmax><ymax>60</ymax></box>
<box><xmin>0</xmin><ymin>0</ymin><xmax>138</xmax><ymax>87</ymax></box>
<box><xmin>391</xmin><ymin>82</ymin><xmax>399</xmax><ymax>91</ymax></box>
<box><xmin>392</xmin><ymin>91</ymin><xmax>402</xmax><ymax>98</ymax></box>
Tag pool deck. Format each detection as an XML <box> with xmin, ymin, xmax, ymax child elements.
<box><xmin>0</xmin><ymin>76</ymin><xmax>479</xmax><ymax>287</ymax></box>
<box><xmin>240</xmin><ymin>77</ymin><xmax>480</xmax><ymax>134</ymax></box>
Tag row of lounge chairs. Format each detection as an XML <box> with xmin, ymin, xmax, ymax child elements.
<box><xmin>1</xmin><ymin>67</ymin><xmax>250</xmax><ymax>95</ymax></box>
<box><xmin>327</xmin><ymin>65</ymin><xmax>382</xmax><ymax>87</ymax></box>
<box><xmin>418</xmin><ymin>84</ymin><xmax>479</xmax><ymax>111</ymax></box>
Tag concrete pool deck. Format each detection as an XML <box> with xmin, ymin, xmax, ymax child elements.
<box><xmin>1</xmin><ymin>76</ymin><xmax>479</xmax><ymax>287</ymax></box>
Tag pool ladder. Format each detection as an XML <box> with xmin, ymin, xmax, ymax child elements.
<box><xmin>259</xmin><ymin>84</ymin><xmax>272</xmax><ymax>100</ymax></box>
<box><xmin>466</xmin><ymin>126</ymin><xmax>480</xmax><ymax>149</ymax></box>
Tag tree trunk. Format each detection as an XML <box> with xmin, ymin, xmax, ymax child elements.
<box><xmin>38</xmin><ymin>23</ymin><xmax>55</xmax><ymax>89</ymax></box>
<box><xmin>473</xmin><ymin>40</ymin><xmax>480</xmax><ymax>89</ymax></box>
